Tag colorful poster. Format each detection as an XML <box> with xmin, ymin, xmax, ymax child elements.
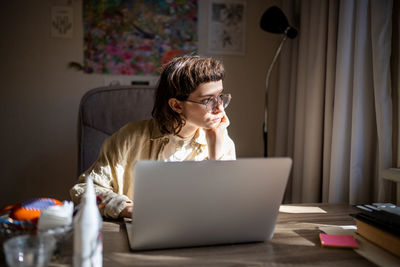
<box><xmin>83</xmin><ymin>0</ymin><xmax>198</xmax><ymax>75</ymax></box>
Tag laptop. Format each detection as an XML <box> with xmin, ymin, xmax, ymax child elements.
<box><xmin>125</xmin><ymin>158</ymin><xmax>292</xmax><ymax>251</ymax></box>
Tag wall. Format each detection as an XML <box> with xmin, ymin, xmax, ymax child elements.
<box><xmin>0</xmin><ymin>0</ymin><xmax>280</xmax><ymax>206</ymax></box>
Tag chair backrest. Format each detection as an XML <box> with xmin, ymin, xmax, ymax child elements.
<box><xmin>78</xmin><ymin>85</ymin><xmax>155</xmax><ymax>175</ymax></box>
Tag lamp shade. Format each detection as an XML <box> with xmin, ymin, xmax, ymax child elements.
<box><xmin>260</xmin><ymin>6</ymin><xmax>297</xmax><ymax>39</ymax></box>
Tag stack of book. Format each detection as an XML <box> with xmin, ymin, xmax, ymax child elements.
<box><xmin>351</xmin><ymin>204</ymin><xmax>400</xmax><ymax>257</ymax></box>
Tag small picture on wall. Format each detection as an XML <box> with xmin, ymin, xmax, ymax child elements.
<box><xmin>208</xmin><ymin>0</ymin><xmax>246</xmax><ymax>55</ymax></box>
<box><xmin>51</xmin><ymin>6</ymin><xmax>73</xmax><ymax>39</ymax></box>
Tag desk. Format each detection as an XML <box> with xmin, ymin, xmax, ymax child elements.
<box><xmin>47</xmin><ymin>203</ymin><xmax>377</xmax><ymax>266</ymax></box>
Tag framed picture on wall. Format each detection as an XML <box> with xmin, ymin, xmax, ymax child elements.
<box><xmin>208</xmin><ymin>0</ymin><xmax>246</xmax><ymax>55</ymax></box>
<box><xmin>51</xmin><ymin>6</ymin><xmax>73</xmax><ymax>39</ymax></box>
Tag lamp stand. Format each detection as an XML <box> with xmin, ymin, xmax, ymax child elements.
<box><xmin>264</xmin><ymin>34</ymin><xmax>288</xmax><ymax>157</ymax></box>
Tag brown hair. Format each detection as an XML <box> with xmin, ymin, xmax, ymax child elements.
<box><xmin>152</xmin><ymin>55</ymin><xmax>225</xmax><ymax>135</ymax></box>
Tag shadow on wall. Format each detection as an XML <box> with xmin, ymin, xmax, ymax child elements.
<box><xmin>0</xmin><ymin>145</ymin><xmax>77</xmax><ymax>208</ymax></box>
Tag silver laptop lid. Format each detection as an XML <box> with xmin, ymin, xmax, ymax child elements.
<box><xmin>129</xmin><ymin>158</ymin><xmax>292</xmax><ymax>251</ymax></box>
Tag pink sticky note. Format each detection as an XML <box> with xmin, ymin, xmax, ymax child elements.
<box><xmin>319</xmin><ymin>233</ymin><xmax>359</xmax><ymax>248</ymax></box>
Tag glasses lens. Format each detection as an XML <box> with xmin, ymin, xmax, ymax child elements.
<box><xmin>206</xmin><ymin>94</ymin><xmax>231</xmax><ymax>111</ymax></box>
<box><xmin>222</xmin><ymin>94</ymin><xmax>231</xmax><ymax>109</ymax></box>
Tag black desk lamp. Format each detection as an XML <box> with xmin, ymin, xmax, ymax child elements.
<box><xmin>260</xmin><ymin>6</ymin><xmax>297</xmax><ymax>157</ymax></box>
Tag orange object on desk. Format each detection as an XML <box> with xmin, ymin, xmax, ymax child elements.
<box><xmin>0</xmin><ymin>198</ymin><xmax>62</xmax><ymax>224</ymax></box>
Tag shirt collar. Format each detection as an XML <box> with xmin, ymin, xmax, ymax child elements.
<box><xmin>194</xmin><ymin>128</ymin><xmax>207</xmax><ymax>145</ymax></box>
<box><xmin>149</xmin><ymin>119</ymin><xmax>207</xmax><ymax>146</ymax></box>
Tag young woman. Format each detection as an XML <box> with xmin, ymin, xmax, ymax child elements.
<box><xmin>70</xmin><ymin>56</ymin><xmax>236</xmax><ymax>218</ymax></box>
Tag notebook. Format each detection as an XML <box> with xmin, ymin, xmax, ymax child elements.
<box><xmin>125</xmin><ymin>157</ymin><xmax>292</xmax><ymax>251</ymax></box>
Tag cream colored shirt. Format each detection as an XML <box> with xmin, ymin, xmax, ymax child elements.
<box><xmin>70</xmin><ymin>118</ymin><xmax>236</xmax><ymax>218</ymax></box>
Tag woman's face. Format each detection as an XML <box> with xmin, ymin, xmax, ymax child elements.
<box><xmin>175</xmin><ymin>80</ymin><xmax>226</xmax><ymax>133</ymax></box>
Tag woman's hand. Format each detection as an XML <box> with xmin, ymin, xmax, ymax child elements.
<box><xmin>119</xmin><ymin>201</ymin><xmax>133</xmax><ymax>218</ymax></box>
<box><xmin>205</xmin><ymin>112</ymin><xmax>230</xmax><ymax>159</ymax></box>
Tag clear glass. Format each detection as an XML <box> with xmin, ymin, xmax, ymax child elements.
<box><xmin>3</xmin><ymin>234</ymin><xmax>56</xmax><ymax>267</ymax></box>
<box><xmin>186</xmin><ymin>93</ymin><xmax>232</xmax><ymax>112</ymax></box>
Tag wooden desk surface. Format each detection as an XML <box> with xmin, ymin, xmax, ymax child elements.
<box><xmin>47</xmin><ymin>203</ymin><xmax>375</xmax><ymax>266</ymax></box>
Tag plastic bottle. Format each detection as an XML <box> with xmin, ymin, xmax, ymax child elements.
<box><xmin>73</xmin><ymin>177</ymin><xmax>103</xmax><ymax>267</ymax></box>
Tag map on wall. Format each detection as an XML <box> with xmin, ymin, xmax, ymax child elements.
<box><xmin>83</xmin><ymin>0</ymin><xmax>198</xmax><ymax>75</ymax></box>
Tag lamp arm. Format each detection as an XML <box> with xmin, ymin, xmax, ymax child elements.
<box><xmin>264</xmin><ymin>33</ymin><xmax>288</xmax><ymax>156</ymax></box>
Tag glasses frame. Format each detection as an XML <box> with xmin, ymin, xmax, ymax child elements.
<box><xmin>185</xmin><ymin>93</ymin><xmax>232</xmax><ymax>112</ymax></box>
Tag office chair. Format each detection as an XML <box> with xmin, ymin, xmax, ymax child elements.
<box><xmin>77</xmin><ymin>85</ymin><xmax>155</xmax><ymax>176</ymax></box>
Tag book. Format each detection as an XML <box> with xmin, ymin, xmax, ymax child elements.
<box><xmin>354</xmin><ymin>218</ymin><xmax>400</xmax><ymax>257</ymax></box>
<box><xmin>352</xmin><ymin>204</ymin><xmax>400</xmax><ymax>237</ymax></box>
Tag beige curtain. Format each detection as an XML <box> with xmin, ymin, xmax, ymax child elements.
<box><xmin>393</xmin><ymin>1</ymin><xmax>400</xmax><ymax>167</ymax></box>
<box><xmin>272</xmin><ymin>0</ymin><xmax>396</xmax><ymax>204</ymax></box>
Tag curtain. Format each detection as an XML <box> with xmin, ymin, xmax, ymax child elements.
<box><xmin>272</xmin><ymin>0</ymin><xmax>396</xmax><ymax>204</ymax></box>
<box><xmin>393</xmin><ymin>1</ymin><xmax>400</xmax><ymax>166</ymax></box>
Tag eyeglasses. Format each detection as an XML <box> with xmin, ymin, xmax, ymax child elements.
<box><xmin>185</xmin><ymin>93</ymin><xmax>232</xmax><ymax>112</ymax></box>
